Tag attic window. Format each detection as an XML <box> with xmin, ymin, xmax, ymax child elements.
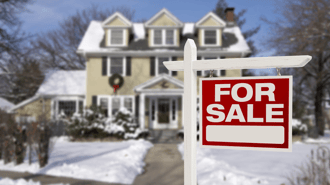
<box><xmin>109</xmin><ymin>29</ymin><xmax>125</xmax><ymax>46</ymax></box>
<box><xmin>204</xmin><ymin>30</ymin><xmax>217</xmax><ymax>45</ymax></box>
<box><xmin>152</xmin><ymin>29</ymin><xmax>176</xmax><ymax>46</ymax></box>
<box><xmin>154</xmin><ymin>30</ymin><xmax>162</xmax><ymax>45</ymax></box>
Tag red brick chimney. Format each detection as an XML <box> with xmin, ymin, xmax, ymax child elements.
<box><xmin>225</xmin><ymin>8</ymin><xmax>235</xmax><ymax>22</ymax></box>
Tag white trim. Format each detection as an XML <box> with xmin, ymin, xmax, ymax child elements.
<box><xmin>107</xmin><ymin>29</ymin><xmax>126</xmax><ymax>47</ymax></box>
<box><xmin>134</xmin><ymin>73</ymin><xmax>184</xmax><ymax>92</ymax></box>
<box><xmin>97</xmin><ymin>95</ymin><xmax>135</xmax><ymax>120</ymax></box>
<box><xmin>52</xmin><ymin>97</ymin><xmax>84</xmax><ymax>118</ymax></box>
<box><xmin>102</xmin><ymin>12</ymin><xmax>132</xmax><ymax>27</ymax></box>
<box><xmin>145</xmin><ymin>8</ymin><xmax>183</xmax><ymax>27</ymax></box>
<box><xmin>155</xmin><ymin>56</ymin><xmax>172</xmax><ymax>76</ymax></box>
<box><xmin>196</xmin><ymin>12</ymin><xmax>226</xmax><ymax>28</ymax></box>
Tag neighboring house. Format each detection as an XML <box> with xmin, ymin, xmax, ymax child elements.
<box><xmin>0</xmin><ymin>97</ymin><xmax>15</xmax><ymax>112</ymax></box>
<box><xmin>10</xmin><ymin>8</ymin><xmax>251</xmax><ymax>130</ymax></box>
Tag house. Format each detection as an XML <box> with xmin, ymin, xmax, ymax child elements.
<box><xmin>10</xmin><ymin>8</ymin><xmax>251</xmax><ymax>130</ymax></box>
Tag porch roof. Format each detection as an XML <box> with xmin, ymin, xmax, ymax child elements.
<box><xmin>134</xmin><ymin>74</ymin><xmax>184</xmax><ymax>93</ymax></box>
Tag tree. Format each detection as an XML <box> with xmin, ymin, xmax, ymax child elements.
<box><xmin>263</xmin><ymin>0</ymin><xmax>330</xmax><ymax>136</ymax></box>
<box><xmin>213</xmin><ymin>0</ymin><xmax>260</xmax><ymax>76</ymax></box>
<box><xmin>32</xmin><ymin>5</ymin><xmax>135</xmax><ymax>70</ymax></box>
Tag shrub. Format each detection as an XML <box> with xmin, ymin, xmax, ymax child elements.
<box><xmin>287</xmin><ymin>146</ymin><xmax>330</xmax><ymax>185</ymax></box>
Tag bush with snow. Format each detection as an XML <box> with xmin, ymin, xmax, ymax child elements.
<box><xmin>63</xmin><ymin>106</ymin><xmax>148</xmax><ymax>140</ymax></box>
<box><xmin>292</xmin><ymin>119</ymin><xmax>308</xmax><ymax>135</ymax></box>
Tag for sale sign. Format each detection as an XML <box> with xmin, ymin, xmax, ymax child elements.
<box><xmin>199</xmin><ymin>76</ymin><xmax>292</xmax><ymax>152</ymax></box>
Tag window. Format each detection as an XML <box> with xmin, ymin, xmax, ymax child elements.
<box><xmin>158</xmin><ymin>57</ymin><xmax>169</xmax><ymax>74</ymax></box>
<box><xmin>153</xmin><ymin>29</ymin><xmax>175</xmax><ymax>46</ymax></box>
<box><xmin>110</xmin><ymin>57</ymin><xmax>123</xmax><ymax>75</ymax></box>
<box><xmin>112</xmin><ymin>97</ymin><xmax>120</xmax><ymax>116</ymax></box>
<box><xmin>110</xmin><ymin>30</ymin><xmax>124</xmax><ymax>45</ymax></box>
<box><xmin>58</xmin><ymin>101</ymin><xmax>76</xmax><ymax>116</ymax></box>
<box><xmin>124</xmin><ymin>97</ymin><xmax>133</xmax><ymax>113</ymax></box>
<box><xmin>100</xmin><ymin>98</ymin><xmax>108</xmax><ymax>117</ymax></box>
<box><xmin>166</xmin><ymin>30</ymin><xmax>174</xmax><ymax>45</ymax></box>
<box><xmin>154</xmin><ymin>30</ymin><xmax>162</xmax><ymax>45</ymax></box>
<box><xmin>204</xmin><ymin>30</ymin><xmax>217</xmax><ymax>45</ymax></box>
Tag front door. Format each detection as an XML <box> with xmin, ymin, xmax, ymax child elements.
<box><xmin>158</xmin><ymin>98</ymin><xmax>170</xmax><ymax>124</ymax></box>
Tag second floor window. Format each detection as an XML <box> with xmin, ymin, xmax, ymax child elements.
<box><xmin>204</xmin><ymin>30</ymin><xmax>217</xmax><ymax>45</ymax></box>
<box><xmin>110</xmin><ymin>57</ymin><xmax>123</xmax><ymax>74</ymax></box>
<box><xmin>110</xmin><ymin>29</ymin><xmax>124</xmax><ymax>45</ymax></box>
<box><xmin>158</xmin><ymin>57</ymin><xmax>169</xmax><ymax>74</ymax></box>
<box><xmin>153</xmin><ymin>29</ymin><xmax>175</xmax><ymax>46</ymax></box>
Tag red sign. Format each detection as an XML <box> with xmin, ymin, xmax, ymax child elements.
<box><xmin>200</xmin><ymin>76</ymin><xmax>292</xmax><ymax>152</ymax></box>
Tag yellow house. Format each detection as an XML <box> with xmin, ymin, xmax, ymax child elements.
<box><xmin>11</xmin><ymin>8</ymin><xmax>251</xmax><ymax>130</ymax></box>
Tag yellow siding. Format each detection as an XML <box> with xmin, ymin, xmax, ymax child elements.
<box><xmin>126</xmin><ymin>28</ymin><xmax>129</xmax><ymax>46</ymax></box>
<box><xmin>219</xmin><ymin>29</ymin><xmax>222</xmax><ymax>46</ymax></box>
<box><xmin>200</xmin><ymin>17</ymin><xmax>221</xmax><ymax>26</ymax></box>
<box><xmin>176</xmin><ymin>28</ymin><xmax>180</xmax><ymax>47</ymax></box>
<box><xmin>226</xmin><ymin>69</ymin><xmax>241</xmax><ymax>77</ymax></box>
<box><xmin>15</xmin><ymin>98</ymin><xmax>52</xmax><ymax>121</ymax></box>
<box><xmin>151</xmin><ymin>13</ymin><xmax>177</xmax><ymax>26</ymax></box>
<box><xmin>198</xmin><ymin>29</ymin><xmax>203</xmax><ymax>46</ymax></box>
<box><xmin>147</xmin><ymin>80</ymin><xmax>181</xmax><ymax>89</ymax></box>
<box><xmin>86</xmin><ymin>57</ymin><xmax>152</xmax><ymax>106</ymax></box>
<box><xmin>148</xmin><ymin>29</ymin><xmax>152</xmax><ymax>46</ymax></box>
<box><xmin>106</xmin><ymin>17</ymin><xmax>127</xmax><ymax>26</ymax></box>
<box><xmin>176</xmin><ymin>57</ymin><xmax>184</xmax><ymax>81</ymax></box>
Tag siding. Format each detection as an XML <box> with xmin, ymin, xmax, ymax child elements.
<box><xmin>15</xmin><ymin>98</ymin><xmax>52</xmax><ymax>121</ymax></box>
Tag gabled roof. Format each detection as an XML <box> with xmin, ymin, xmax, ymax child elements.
<box><xmin>196</xmin><ymin>12</ymin><xmax>226</xmax><ymax>28</ymax></box>
<box><xmin>145</xmin><ymin>8</ymin><xmax>183</xmax><ymax>27</ymax></box>
<box><xmin>134</xmin><ymin>74</ymin><xmax>183</xmax><ymax>92</ymax></box>
<box><xmin>102</xmin><ymin>12</ymin><xmax>132</xmax><ymax>27</ymax></box>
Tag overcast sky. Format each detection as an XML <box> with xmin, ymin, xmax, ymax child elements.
<box><xmin>18</xmin><ymin>0</ymin><xmax>280</xmax><ymax>74</ymax></box>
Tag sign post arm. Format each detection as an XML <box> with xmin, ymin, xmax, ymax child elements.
<box><xmin>184</xmin><ymin>39</ymin><xmax>197</xmax><ymax>185</ymax></box>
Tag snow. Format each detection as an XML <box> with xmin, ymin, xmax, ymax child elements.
<box><xmin>0</xmin><ymin>97</ymin><xmax>14</xmax><ymax>111</ymax></box>
<box><xmin>133</xmin><ymin>23</ymin><xmax>145</xmax><ymax>41</ymax></box>
<box><xmin>77</xmin><ymin>21</ymin><xmax>104</xmax><ymax>51</ymax></box>
<box><xmin>178</xmin><ymin>138</ymin><xmax>330</xmax><ymax>184</ymax></box>
<box><xmin>0</xmin><ymin>138</ymin><xmax>153</xmax><ymax>184</ymax></box>
<box><xmin>223</xmin><ymin>26</ymin><xmax>250</xmax><ymax>52</ymax></box>
<box><xmin>183</xmin><ymin>23</ymin><xmax>195</xmax><ymax>35</ymax></box>
<box><xmin>36</xmin><ymin>70</ymin><xmax>85</xmax><ymax>95</ymax></box>
<box><xmin>292</xmin><ymin>118</ymin><xmax>302</xmax><ymax>127</ymax></box>
<box><xmin>0</xmin><ymin>178</ymin><xmax>67</xmax><ymax>185</ymax></box>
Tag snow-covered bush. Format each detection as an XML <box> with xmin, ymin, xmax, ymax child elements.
<box><xmin>292</xmin><ymin>119</ymin><xmax>308</xmax><ymax>135</ymax></box>
<box><xmin>287</xmin><ymin>146</ymin><xmax>330</xmax><ymax>184</ymax></box>
<box><xmin>64</xmin><ymin>106</ymin><xmax>148</xmax><ymax>140</ymax></box>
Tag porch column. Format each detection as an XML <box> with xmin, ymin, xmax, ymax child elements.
<box><xmin>139</xmin><ymin>94</ymin><xmax>145</xmax><ymax>130</ymax></box>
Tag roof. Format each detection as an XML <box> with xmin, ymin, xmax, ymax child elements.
<box><xmin>132</xmin><ymin>23</ymin><xmax>145</xmax><ymax>41</ymax></box>
<box><xmin>134</xmin><ymin>74</ymin><xmax>183</xmax><ymax>92</ymax></box>
<box><xmin>195</xmin><ymin>12</ymin><xmax>226</xmax><ymax>28</ymax></box>
<box><xmin>145</xmin><ymin>8</ymin><xmax>183</xmax><ymax>27</ymax></box>
<box><xmin>9</xmin><ymin>95</ymin><xmax>40</xmax><ymax>112</ymax></box>
<box><xmin>182</xmin><ymin>23</ymin><xmax>195</xmax><ymax>35</ymax></box>
<box><xmin>36</xmin><ymin>70</ymin><xmax>86</xmax><ymax>95</ymax></box>
<box><xmin>0</xmin><ymin>97</ymin><xmax>15</xmax><ymax>111</ymax></box>
<box><xmin>102</xmin><ymin>12</ymin><xmax>132</xmax><ymax>27</ymax></box>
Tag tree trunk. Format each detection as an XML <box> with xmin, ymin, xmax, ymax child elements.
<box><xmin>314</xmin><ymin>78</ymin><xmax>325</xmax><ymax>137</ymax></box>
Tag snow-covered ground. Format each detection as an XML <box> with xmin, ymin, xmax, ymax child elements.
<box><xmin>0</xmin><ymin>138</ymin><xmax>153</xmax><ymax>184</ymax></box>
<box><xmin>178</xmin><ymin>131</ymin><xmax>330</xmax><ymax>185</ymax></box>
<box><xmin>0</xmin><ymin>177</ymin><xmax>67</xmax><ymax>185</ymax></box>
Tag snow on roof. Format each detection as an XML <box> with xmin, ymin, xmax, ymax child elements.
<box><xmin>132</xmin><ymin>23</ymin><xmax>145</xmax><ymax>41</ymax></box>
<box><xmin>0</xmin><ymin>97</ymin><xmax>15</xmax><ymax>111</ymax></box>
<box><xmin>182</xmin><ymin>23</ymin><xmax>195</xmax><ymax>35</ymax></box>
<box><xmin>78</xmin><ymin>21</ymin><xmax>104</xmax><ymax>51</ymax></box>
<box><xmin>223</xmin><ymin>26</ymin><xmax>250</xmax><ymax>52</ymax></box>
<box><xmin>37</xmin><ymin>70</ymin><xmax>86</xmax><ymax>95</ymax></box>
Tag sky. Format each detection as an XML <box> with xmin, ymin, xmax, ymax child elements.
<box><xmin>18</xmin><ymin>0</ymin><xmax>281</xmax><ymax>74</ymax></box>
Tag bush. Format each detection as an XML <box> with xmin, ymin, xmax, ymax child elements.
<box><xmin>64</xmin><ymin>106</ymin><xmax>148</xmax><ymax>140</ymax></box>
<box><xmin>287</xmin><ymin>146</ymin><xmax>330</xmax><ymax>185</ymax></box>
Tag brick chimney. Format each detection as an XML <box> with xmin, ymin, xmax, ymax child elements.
<box><xmin>225</xmin><ymin>7</ymin><xmax>235</xmax><ymax>22</ymax></box>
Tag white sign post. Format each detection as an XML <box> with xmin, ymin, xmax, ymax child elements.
<box><xmin>163</xmin><ymin>39</ymin><xmax>311</xmax><ymax>185</ymax></box>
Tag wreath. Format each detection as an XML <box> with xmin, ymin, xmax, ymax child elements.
<box><xmin>109</xmin><ymin>73</ymin><xmax>124</xmax><ymax>90</ymax></box>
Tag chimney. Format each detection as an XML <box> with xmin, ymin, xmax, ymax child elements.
<box><xmin>225</xmin><ymin>7</ymin><xmax>235</xmax><ymax>22</ymax></box>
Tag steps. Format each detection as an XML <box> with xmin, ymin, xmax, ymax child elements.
<box><xmin>148</xmin><ymin>129</ymin><xmax>182</xmax><ymax>144</ymax></box>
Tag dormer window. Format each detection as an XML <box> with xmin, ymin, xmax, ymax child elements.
<box><xmin>152</xmin><ymin>29</ymin><xmax>176</xmax><ymax>46</ymax></box>
<box><xmin>108</xmin><ymin>29</ymin><xmax>126</xmax><ymax>46</ymax></box>
<box><xmin>202</xmin><ymin>29</ymin><xmax>219</xmax><ymax>46</ymax></box>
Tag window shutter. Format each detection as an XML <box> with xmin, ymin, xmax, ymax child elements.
<box><xmin>197</xmin><ymin>56</ymin><xmax>202</xmax><ymax>76</ymax></box>
<box><xmin>126</xmin><ymin>56</ymin><xmax>131</xmax><ymax>76</ymax></box>
<box><xmin>102</xmin><ymin>57</ymin><xmax>107</xmax><ymax>76</ymax></box>
<box><xmin>220</xmin><ymin>57</ymin><xmax>226</xmax><ymax>76</ymax></box>
<box><xmin>171</xmin><ymin>56</ymin><xmax>177</xmax><ymax>76</ymax></box>
<box><xmin>150</xmin><ymin>57</ymin><xmax>155</xmax><ymax>76</ymax></box>
<box><xmin>92</xmin><ymin>96</ymin><xmax>97</xmax><ymax>106</ymax></box>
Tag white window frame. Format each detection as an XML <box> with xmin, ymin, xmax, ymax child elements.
<box><xmin>155</xmin><ymin>56</ymin><xmax>172</xmax><ymax>76</ymax></box>
<box><xmin>151</xmin><ymin>29</ymin><xmax>176</xmax><ymax>46</ymax></box>
<box><xmin>201</xmin><ymin>29</ymin><xmax>220</xmax><ymax>47</ymax></box>
<box><xmin>107</xmin><ymin>29</ymin><xmax>126</xmax><ymax>46</ymax></box>
<box><xmin>52</xmin><ymin>96</ymin><xmax>85</xmax><ymax>119</ymax></box>
<box><xmin>97</xmin><ymin>95</ymin><xmax>135</xmax><ymax>120</ymax></box>
<box><xmin>108</xmin><ymin>56</ymin><xmax>126</xmax><ymax>76</ymax></box>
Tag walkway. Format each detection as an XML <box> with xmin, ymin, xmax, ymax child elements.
<box><xmin>133</xmin><ymin>143</ymin><xmax>184</xmax><ymax>185</ymax></box>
